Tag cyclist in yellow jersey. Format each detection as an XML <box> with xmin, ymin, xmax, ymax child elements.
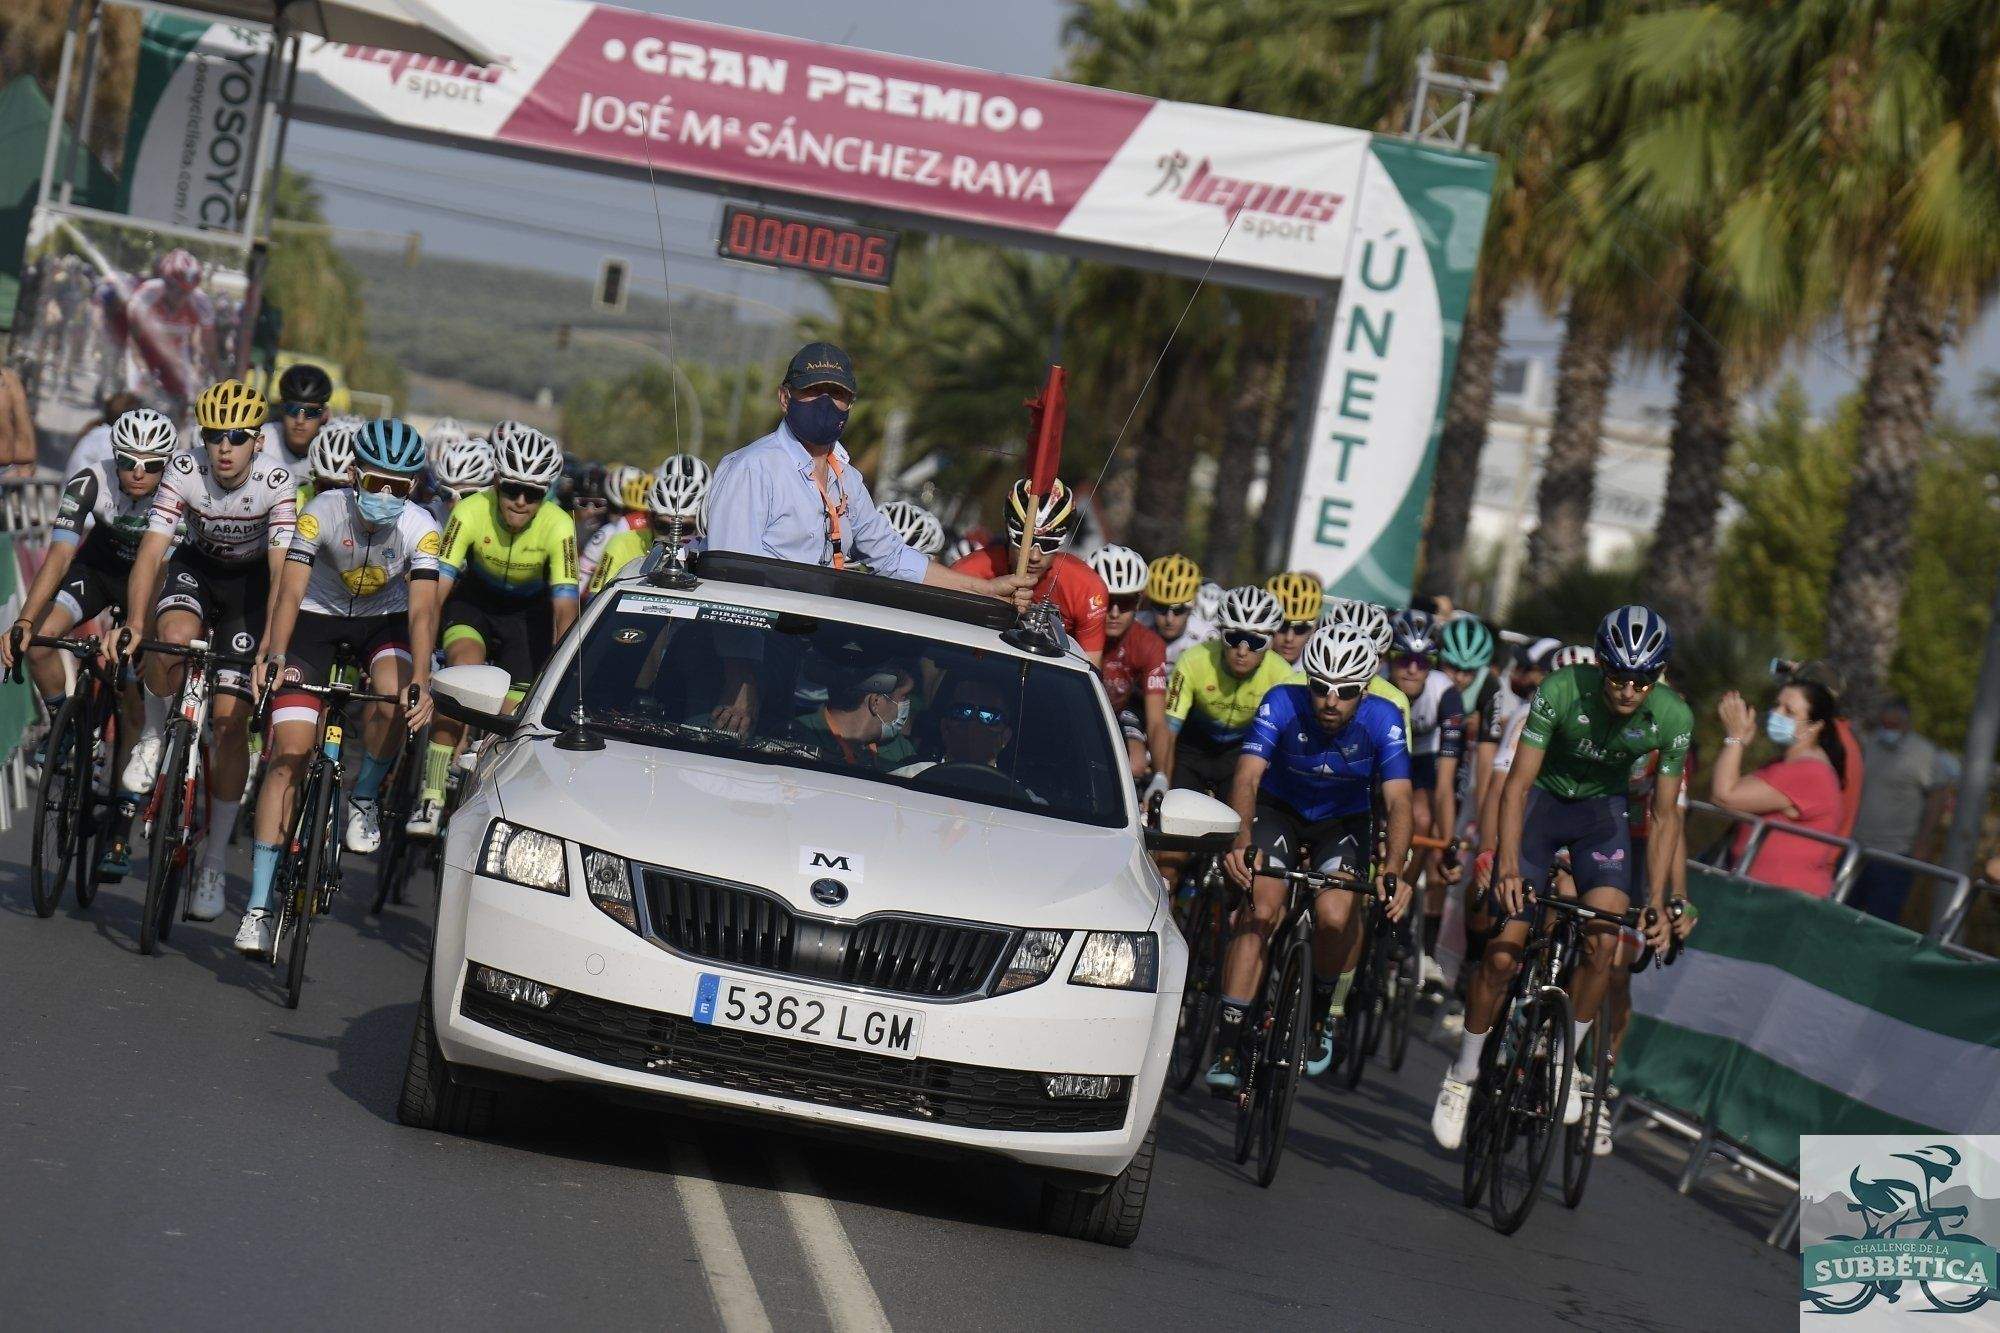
<box><xmin>1162</xmin><ymin>586</ymin><xmax>1300</xmax><ymax>797</ymax></box>
<box><xmin>586</xmin><ymin>468</ymin><xmax>707</xmax><ymax>597</ymax></box>
<box><xmin>412</xmin><ymin>421</ymin><xmax>574</xmax><ymax>836</ymax></box>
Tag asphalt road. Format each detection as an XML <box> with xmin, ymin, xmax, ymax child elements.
<box><xmin>0</xmin><ymin>811</ymin><xmax>1793</xmax><ymax>1330</ymax></box>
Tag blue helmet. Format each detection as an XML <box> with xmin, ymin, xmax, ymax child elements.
<box><xmin>1389</xmin><ymin>608</ymin><xmax>1437</xmax><ymax>657</ymax></box>
<box><xmin>1594</xmin><ymin>605</ymin><xmax>1672</xmax><ymax>675</ymax></box>
<box><xmin>355</xmin><ymin>418</ymin><xmax>427</xmax><ymax>475</ymax></box>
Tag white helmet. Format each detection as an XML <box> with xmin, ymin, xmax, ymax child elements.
<box><xmin>1302</xmin><ymin>625</ymin><xmax>1380</xmax><ymax>686</ymax></box>
<box><xmin>433</xmin><ymin>435</ymin><xmax>496</xmax><ymax>494</ymax></box>
<box><xmin>655</xmin><ymin>452</ymin><xmax>712</xmax><ymax>490</ymax></box>
<box><xmin>491</xmin><ymin>420</ymin><xmax>563</xmax><ymax>488</ymax></box>
<box><xmin>943</xmin><ymin>535</ymin><xmax>981</xmax><ymax>566</ymax></box>
<box><xmin>1323</xmin><ymin>597</ymin><xmax>1394</xmax><ymax>657</ymax></box>
<box><xmin>1087</xmin><ymin>544</ymin><xmax>1148</xmax><ymax>597</ymax></box>
<box><xmin>109</xmin><ymin>407</ymin><xmax>177</xmax><ymax>457</ymax></box>
<box><xmin>1217</xmin><ymin>585</ymin><xmax>1284</xmax><ymax>635</ymax></box>
<box><xmin>427</xmin><ymin>415</ymin><xmax>468</xmax><ymax>447</ymax></box>
<box><xmin>1195</xmin><ymin>579</ymin><xmax>1225</xmax><ymax>624</ymax></box>
<box><xmin>1551</xmin><ymin>644</ymin><xmax>1598</xmax><ymax>670</ymax></box>
<box><xmin>647</xmin><ymin>470</ymin><xmax>706</xmax><ymax>521</ymax></box>
<box><xmin>880</xmin><ymin>499</ymin><xmax>945</xmax><ymax>556</ymax></box>
<box><xmin>307</xmin><ymin>419</ymin><xmax>358</xmax><ymax>482</ymax></box>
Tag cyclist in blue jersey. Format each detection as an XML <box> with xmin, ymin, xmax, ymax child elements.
<box><xmin>1207</xmin><ymin>625</ymin><xmax>1415</xmax><ymax>1092</ymax></box>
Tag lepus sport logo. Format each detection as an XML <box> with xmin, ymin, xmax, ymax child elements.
<box><xmin>1802</xmin><ymin>1143</ymin><xmax>1999</xmax><ymax>1315</ymax></box>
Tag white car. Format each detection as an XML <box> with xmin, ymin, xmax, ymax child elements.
<box><xmin>398</xmin><ymin>551</ymin><xmax>1238</xmax><ymax>1246</ymax></box>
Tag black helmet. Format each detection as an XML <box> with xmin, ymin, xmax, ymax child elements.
<box><xmin>277</xmin><ymin>361</ymin><xmax>334</xmax><ymax>405</ymax></box>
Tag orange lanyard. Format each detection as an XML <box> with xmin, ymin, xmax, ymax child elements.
<box><xmin>821</xmin><ymin>706</ymin><xmax>873</xmax><ymax>765</ymax></box>
<box><xmin>809</xmin><ymin>453</ymin><xmax>847</xmax><ymax>570</ymax></box>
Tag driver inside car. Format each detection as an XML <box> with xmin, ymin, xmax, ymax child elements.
<box><xmin>787</xmin><ymin>662</ymin><xmax>919</xmax><ymax>770</ymax></box>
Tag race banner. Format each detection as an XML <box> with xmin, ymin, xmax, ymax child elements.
<box><xmin>117</xmin><ymin>19</ymin><xmax>271</xmax><ymax>235</ymax></box>
<box><xmin>1618</xmin><ymin>871</ymin><xmax>2000</xmax><ymax>1174</ymax></box>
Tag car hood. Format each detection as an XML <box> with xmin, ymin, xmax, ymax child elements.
<box><xmin>490</xmin><ymin>736</ymin><xmax>1158</xmax><ymax>929</ymax></box>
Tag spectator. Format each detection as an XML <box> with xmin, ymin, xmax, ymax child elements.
<box><xmin>1778</xmin><ymin>658</ymin><xmax>1866</xmax><ymax>836</ymax></box>
<box><xmin>1712</xmin><ymin>682</ymin><xmax>1848</xmax><ymax>897</ymax></box>
<box><xmin>0</xmin><ymin>352</ymin><xmax>34</xmax><ymax>473</ymax></box>
<box><xmin>1849</xmin><ymin>696</ymin><xmax>1959</xmax><ymax>924</ymax></box>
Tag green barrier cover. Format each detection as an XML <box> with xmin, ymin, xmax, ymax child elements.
<box><xmin>0</xmin><ymin>534</ymin><xmax>29</xmax><ymax>758</ymax></box>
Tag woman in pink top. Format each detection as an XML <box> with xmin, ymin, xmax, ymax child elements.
<box><xmin>1712</xmin><ymin>681</ymin><xmax>1849</xmax><ymax>896</ymax></box>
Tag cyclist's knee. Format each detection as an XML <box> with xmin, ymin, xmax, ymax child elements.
<box><xmin>1480</xmin><ymin>940</ymin><xmax>1523</xmax><ymax>980</ymax></box>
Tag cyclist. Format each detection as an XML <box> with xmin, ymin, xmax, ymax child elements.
<box><xmin>241</xmin><ymin>419</ymin><xmax>438</xmax><ymax>953</ymax></box>
<box><xmin>112</xmin><ymin>380</ymin><xmax>296</xmax><ymax>921</ymax></box>
<box><xmin>1322</xmin><ymin>597</ymin><xmax>1412</xmax><ymax>730</ymax></box>
<box><xmin>414</xmin><ymin>421</ymin><xmax>574</xmax><ymax>835</ymax></box>
<box><xmin>1161</xmin><ymin>585</ymin><xmax>1296</xmax><ymax>798</ymax></box>
<box><xmin>425</xmin><ymin>435</ymin><xmax>495</xmax><ymax>523</ymax></box>
<box><xmin>258</xmin><ymin>361</ymin><xmax>333</xmax><ymax>469</ymax></box>
<box><xmin>579</xmin><ymin>462</ymin><xmax>656</xmax><ymax>588</ymax></box>
<box><xmin>1195</xmin><ymin>580</ymin><xmax>1224</xmax><ymax>632</ymax></box>
<box><xmin>880</xmin><ymin>499</ymin><xmax>946</xmax><ymax>557</ymax></box>
<box><xmin>426</xmin><ymin>415</ymin><xmax>469</xmax><ymax>449</ymax></box>
<box><xmin>296</xmin><ymin>416</ymin><xmax>360</xmax><ymax>513</ymax></box>
<box><xmin>587</xmin><ymin>469</ymin><xmax>707</xmax><ymax>595</ymax></box>
<box><xmin>1209</xmin><ymin>624</ymin><xmax>1413</xmax><ymax>1089</ymax></box>
<box><xmin>1386</xmin><ymin>610</ymin><xmax>1465</xmax><ymax>956</ymax></box>
<box><xmin>1266</xmin><ymin>571</ymin><xmax>1323</xmax><ymax>666</ymax></box>
<box><xmin>942</xmin><ymin>534</ymin><xmax>981</xmax><ymax>568</ymax></box>
<box><xmin>1438</xmin><ymin>614</ymin><xmax>1501</xmax><ymax>839</ymax></box>
<box><xmin>948</xmin><ymin>479</ymin><xmax>1108</xmax><ymax>665</ymax></box>
<box><xmin>119</xmin><ymin>248</ymin><xmax>216</xmax><ymax>413</ymax></box>
<box><xmin>1432</xmin><ymin>608</ymin><xmax>1688</xmax><ymax>1149</ymax></box>
<box><xmin>1141</xmin><ymin>553</ymin><xmax>1207</xmax><ymax>667</ymax></box>
<box><xmin>1087</xmin><ymin>544</ymin><xmax>1170</xmax><ymax>793</ymax></box>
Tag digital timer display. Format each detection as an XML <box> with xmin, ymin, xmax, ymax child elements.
<box><xmin>717</xmin><ymin>205</ymin><xmax>899</xmax><ymax>285</ymax></box>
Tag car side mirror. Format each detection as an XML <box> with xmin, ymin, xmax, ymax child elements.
<box><xmin>430</xmin><ymin>664</ymin><xmax>521</xmax><ymax>737</ymax></box>
<box><xmin>1144</xmin><ymin>788</ymin><xmax>1240</xmax><ymax>854</ymax></box>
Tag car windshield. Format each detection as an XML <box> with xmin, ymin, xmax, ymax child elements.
<box><xmin>539</xmin><ymin>588</ymin><xmax>1128</xmax><ymax>827</ymax></box>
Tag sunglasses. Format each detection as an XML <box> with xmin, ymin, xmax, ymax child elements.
<box><xmin>281</xmin><ymin>402</ymin><xmax>327</xmax><ymax>420</ymax></box>
<box><xmin>1222</xmin><ymin>631</ymin><xmax>1271</xmax><ymax>652</ymax></box>
<box><xmin>1604</xmin><ymin>669</ymin><xmax>1659</xmax><ymax>692</ymax></box>
<box><xmin>1109</xmin><ymin>594</ymin><xmax>1142</xmax><ymax>613</ymax></box>
<box><xmin>115</xmin><ymin>452</ymin><xmax>167</xmax><ymax>474</ymax></box>
<box><xmin>1153</xmin><ymin>602</ymin><xmax>1193</xmax><ymax>616</ymax></box>
<box><xmin>1392</xmin><ymin>653</ymin><xmax>1437</xmax><ymax>671</ymax></box>
<box><xmin>1281</xmin><ymin>620</ymin><xmax>1315</xmax><ymax>635</ymax></box>
<box><xmin>1010</xmin><ymin>530</ymin><xmax>1065</xmax><ymax>554</ymax></box>
<box><xmin>572</xmin><ymin>496</ymin><xmax>609</xmax><ymax>510</ymax></box>
<box><xmin>947</xmin><ymin>703</ymin><xmax>1007</xmax><ymax>727</ymax></box>
<box><xmin>497</xmin><ymin>481</ymin><xmax>545</xmax><ymax>502</ymax></box>
<box><xmin>200</xmin><ymin>426</ymin><xmax>258</xmax><ymax>446</ymax></box>
<box><xmin>357</xmin><ymin>470</ymin><xmax>415</xmax><ymax>498</ymax></box>
<box><xmin>1308</xmin><ymin>680</ymin><xmax>1365</xmax><ymax>701</ymax></box>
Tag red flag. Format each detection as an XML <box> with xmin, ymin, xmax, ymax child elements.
<box><xmin>1024</xmin><ymin>364</ymin><xmax>1067</xmax><ymax>497</ymax></box>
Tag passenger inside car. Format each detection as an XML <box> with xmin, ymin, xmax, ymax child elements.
<box><xmin>788</xmin><ymin>662</ymin><xmax>919</xmax><ymax>770</ymax></box>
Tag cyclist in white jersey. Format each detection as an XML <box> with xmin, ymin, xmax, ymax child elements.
<box><xmin>110</xmin><ymin>380</ymin><xmax>295</xmax><ymax>922</ymax></box>
<box><xmin>257</xmin><ymin>362</ymin><xmax>333</xmax><ymax>470</ymax></box>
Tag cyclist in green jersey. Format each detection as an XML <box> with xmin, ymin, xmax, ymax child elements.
<box><xmin>1432</xmin><ymin>605</ymin><xmax>1688</xmax><ymax>1149</ymax></box>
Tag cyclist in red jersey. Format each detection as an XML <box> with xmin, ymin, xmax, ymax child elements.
<box><xmin>1088</xmin><ymin>544</ymin><xmax>1170</xmax><ymax>790</ymax></box>
<box><xmin>122</xmin><ymin>250</ymin><xmax>217</xmax><ymax>408</ymax></box>
<box><xmin>949</xmin><ymin>478</ymin><xmax>1108</xmax><ymax>664</ymax></box>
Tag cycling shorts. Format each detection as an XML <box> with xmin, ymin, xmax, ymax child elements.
<box><xmin>1409</xmin><ymin>753</ymin><xmax>1439</xmax><ymax>792</ymax></box>
<box><xmin>155</xmin><ymin>553</ymin><xmax>269</xmax><ymax>700</ymax></box>
<box><xmin>54</xmin><ymin>561</ymin><xmax>123</xmax><ymax>628</ymax></box>
<box><xmin>1490</xmin><ymin>788</ymin><xmax>1632</xmax><ymax>923</ymax></box>
<box><xmin>1250</xmin><ymin>797</ymin><xmax>1370</xmax><ymax>884</ymax></box>
<box><xmin>272</xmin><ymin>611</ymin><xmax>409</xmax><ymax>729</ymax></box>
<box><xmin>442</xmin><ymin>590</ymin><xmax>552</xmax><ymax>694</ymax></box>
<box><xmin>1171</xmin><ymin>737</ymin><xmax>1238</xmax><ymax>799</ymax></box>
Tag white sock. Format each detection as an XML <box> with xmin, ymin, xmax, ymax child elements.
<box><xmin>204</xmin><ymin>802</ymin><xmax>238</xmax><ymax>871</ymax></box>
<box><xmin>1573</xmin><ymin>1018</ymin><xmax>1593</xmax><ymax>1057</ymax></box>
<box><xmin>142</xmin><ymin>686</ymin><xmax>169</xmax><ymax>737</ymax></box>
<box><xmin>1450</xmin><ymin>1029</ymin><xmax>1489</xmax><ymax>1082</ymax></box>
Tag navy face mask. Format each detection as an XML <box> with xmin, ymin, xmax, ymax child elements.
<box><xmin>785</xmin><ymin>394</ymin><xmax>849</xmax><ymax>447</ymax></box>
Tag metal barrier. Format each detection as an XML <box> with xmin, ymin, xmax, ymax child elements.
<box><xmin>0</xmin><ymin>470</ymin><xmax>69</xmax><ymax>827</ymax></box>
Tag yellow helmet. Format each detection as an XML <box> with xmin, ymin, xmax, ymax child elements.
<box><xmin>1266</xmin><ymin>570</ymin><xmax>1324</xmax><ymax>623</ymax></box>
<box><xmin>1147</xmin><ymin>553</ymin><xmax>1201</xmax><ymax>606</ymax></box>
<box><xmin>194</xmin><ymin>379</ymin><xmax>268</xmax><ymax>432</ymax></box>
<box><xmin>618</xmin><ymin>467</ymin><xmax>651</xmax><ymax>511</ymax></box>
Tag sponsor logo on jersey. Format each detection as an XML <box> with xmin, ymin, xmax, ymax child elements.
<box><xmin>417</xmin><ymin>529</ymin><xmax>443</xmax><ymax>556</ymax></box>
<box><xmin>296</xmin><ymin>513</ymin><xmax>320</xmax><ymax>541</ymax></box>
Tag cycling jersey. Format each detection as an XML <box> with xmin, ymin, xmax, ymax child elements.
<box><xmin>1140</xmin><ymin>607</ymin><xmax>1216</xmax><ymax>668</ymax></box>
<box><xmin>1369</xmin><ymin>676</ymin><xmax>1412</xmax><ymax>734</ymax></box>
<box><xmin>145</xmin><ymin>449</ymin><xmax>295</xmax><ymax>566</ymax></box>
<box><xmin>256</xmin><ymin>422</ymin><xmax>310</xmax><ymax>471</ymax></box>
<box><xmin>439</xmin><ymin>490</ymin><xmax>579</xmax><ymax>601</ymax></box>
<box><xmin>578</xmin><ymin>511</ymin><xmax>647</xmax><ymax>587</ymax></box>
<box><xmin>52</xmin><ymin>462</ymin><xmax>159</xmax><ymax>572</ymax></box>
<box><xmin>1519</xmin><ymin>666</ymin><xmax>1693</xmax><ymax>799</ymax></box>
<box><xmin>123</xmin><ymin>279</ymin><xmax>214</xmax><ymax>401</ymax></box>
<box><xmin>63</xmin><ymin>422</ymin><xmax>115</xmax><ymax>481</ymax></box>
<box><xmin>288</xmin><ymin>490</ymin><xmax>442</xmax><ymax>617</ymax></box>
<box><xmin>1243</xmin><ymin>686</ymin><xmax>1409</xmax><ymax>822</ymax></box>
<box><xmin>1165</xmin><ymin>641</ymin><xmax>1303</xmax><ymax>749</ymax></box>
<box><xmin>950</xmin><ymin>545</ymin><xmax>1108</xmax><ymax>655</ymax></box>
<box><xmin>1407</xmin><ymin>670</ymin><xmax>1467</xmax><ymax>760</ymax></box>
<box><xmin>586</xmin><ymin>526</ymin><xmax>650</xmax><ymax>596</ymax></box>
<box><xmin>1099</xmin><ymin>622</ymin><xmax>1168</xmax><ymax>714</ymax></box>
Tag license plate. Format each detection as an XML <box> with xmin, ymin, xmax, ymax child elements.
<box><xmin>692</xmin><ymin>974</ymin><xmax>922</xmax><ymax>1060</ymax></box>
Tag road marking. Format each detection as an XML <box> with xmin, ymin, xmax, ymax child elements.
<box><xmin>772</xmin><ymin>1148</ymin><xmax>891</xmax><ymax>1333</ymax></box>
<box><xmin>669</xmin><ymin>1142</ymin><xmax>773</xmax><ymax>1333</ymax></box>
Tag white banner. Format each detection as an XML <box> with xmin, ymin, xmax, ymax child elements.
<box><xmin>118</xmin><ymin>20</ymin><xmax>271</xmax><ymax>235</ymax></box>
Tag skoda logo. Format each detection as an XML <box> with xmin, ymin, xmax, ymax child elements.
<box><xmin>810</xmin><ymin>878</ymin><xmax>848</xmax><ymax>907</ymax></box>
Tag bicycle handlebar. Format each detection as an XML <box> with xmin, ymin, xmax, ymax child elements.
<box><xmin>136</xmin><ymin>638</ymin><xmax>257</xmax><ymax>669</ymax></box>
<box><xmin>1533</xmin><ymin>893</ymin><xmax>1649</xmax><ymax>929</ymax></box>
<box><xmin>1274</xmin><ymin>865</ymin><xmax>1375</xmax><ymax>896</ymax></box>
<box><xmin>280</xmin><ymin>679</ymin><xmax>395</xmax><ymax>705</ymax></box>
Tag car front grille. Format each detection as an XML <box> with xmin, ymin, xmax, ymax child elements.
<box><xmin>640</xmin><ymin>869</ymin><xmax>1012</xmax><ymax>1000</ymax></box>
<box><xmin>460</xmin><ymin>979</ymin><xmax>1130</xmax><ymax>1133</ymax></box>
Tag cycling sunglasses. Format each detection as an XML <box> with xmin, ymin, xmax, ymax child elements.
<box><xmin>497</xmin><ymin>481</ymin><xmax>545</xmax><ymax>502</ymax></box>
<box><xmin>947</xmin><ymin>703</ymin><xmax>1008</xmax><ymax>728</ymax></box>
<box><xmin>1222</xmin><ymin>630</ymin><xmax>1271</xmax><ymax>651</ymax></box>
<box><xmin>1604</xmin><ymin>668</ymin><xmax>1659</xmax><ymax>692</ymax></box>
<box><xmin>200</xmin><ymin>426</ymin><xmax>258</xmax><ymax>446</ymax></box>
<box><xmin>1308</xmin><ymin>680</ymin><xmax>1365</xmax><ymax>701</ymax></box>
<box><xmin>1280</xmin><ymin>620</ymin><xmax>1315</xmax><ymax>635</ymax></box>
<box><xmin>115</xmin><ymin>451</ymin><xmax>167</xmax><ymax>474</ymax></box>
<box><xmin>357</xmin><ymin>470</ymin><xmax>415</xmax><ymax>498</ymax></box>
<box><xmin>1391</xmin><ymin>652</ymin><xmax>1437</xmax><ymax>670</ymax></box>
<box><xmin>1152</xmin><ymin>602</ymin><xmax>1193</xmax><ymax>616</ymax></box>
<box><xmin>572</xmin><ymin>495</ymin><xmax>610</xmax><ymax>510</ymax></box>
<box><xmin>281</xmin><ymin>402</ymin><xmax>327</xmax><ymax>420</ymax></box>
<box><xmin>1108</xmin><ymin>594</ymin><xmax>1143</xmax><ymax>613</ymax></box>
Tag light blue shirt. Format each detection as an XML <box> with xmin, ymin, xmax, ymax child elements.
<box><xmin>706</xmin><ymin>422</ymin><xmax>929</xmax><ymax>582</ymax></box>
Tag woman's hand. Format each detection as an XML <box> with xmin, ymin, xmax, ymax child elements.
<box><xmin>1717</xmin><ymin>690</ymin><xmax>1757</xmax><ymax>743</ymax></box>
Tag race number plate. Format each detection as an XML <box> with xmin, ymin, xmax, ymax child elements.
<box><xmin>693</xmin><ymin>973</ymin><xmax>922</xmax><ymax>1060</ymax></box>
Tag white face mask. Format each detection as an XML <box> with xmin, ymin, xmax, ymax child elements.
<box><xmin>879</xmin><ymin>696</ymin><xmax>910</xmax><ymax>741</ymax></box>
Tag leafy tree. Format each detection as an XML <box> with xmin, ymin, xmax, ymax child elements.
<box><xmin>265</xmin><ymin>171</ymin><xmax>405</xmax><ymax>403</ymax></box>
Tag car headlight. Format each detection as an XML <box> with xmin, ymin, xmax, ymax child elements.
<box><xmin>581</xmin><ymin>846</ymin><xmax>638</xmax><ymax>931</ymax></box>
<box><xmin>480</xmin><ymin>820</ymin><xmax>568</xmax><ymax>895</ymax></box>
<box><xmin>1070</xmin><ymin>932</ymin><xmax>1158</xmax><ymax>992</ymax></box>
<box><xmin>996</xmin><ymin>929</ymin><xmax>1069</xmax><ymax>993</ymax></box>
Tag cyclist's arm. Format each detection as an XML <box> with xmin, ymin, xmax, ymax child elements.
<box><xmin>264</xmin><ymin>557</ymin><xmax>311</xmax><ymax>665</ymax></box>
<box><xmin>1227</xmin><ymin>752</ymin><xmax>1268</xmax><ymax>857</ymax></box>
<box><xmin>435</xmin><ymin>504</ymin><xmax>470</xmax><ymax>605</ymax></box>
<box><xmin>261</xmin><ymin>539</ymin><xmax>289</xmax><ymax>657</ymax></box>
<box><xmin>1646</xmin><ymin>769</ymin><xmax>1685</xmax><ymax>908</ymax></box>
<box><xmin>15</xmin><ymin>532</ymin><xmax>79</xmax><ymax>633</ymax></box>
<box><xmin>408</xmin><ymin>527</ymin><xmax>443</xmax><ymax>688</ymax></box>
<box><xmin>1495</xmin><ymin>743</ymin><xmax>1546</xmax><ymax>884</ymax></box>
<box><xmin>549</xmin><ymin>515</ymin><xmax>580</xmax><ymax>639</ymax></box>
<box><xmin>1380</xmin><ymin>777</ymin><xmax>1414</xmax><ymax>885</ymax></box>
<box><xmin>1143</xmin><ymin>690</ymin><xmax>1171</xmax><ymax>780</ymax></box>
<box><xmin>123</xmin><ymin>529</ymin><xmax>174</xmax><ymax>641</ymax></box>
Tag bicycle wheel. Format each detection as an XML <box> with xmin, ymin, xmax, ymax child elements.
<box><xmin>1168</xmin><ymin>886</ymin><xmax>1224</xmax><ymax>1093</ymax></box>
<box><xmin>30</xmin><ymin>691</ymin><xmax>88</xmax><ymax>917</ymax></box>
<box><xmin>1488</xmin><ymin>990</ymin><xmax>1571</xmax><ymax>1235</ymax></box>
<box><xmin>1386</xmin><ymin>943</ymin><xmax>1419</xmax><ymax>1071</ymax></box>
<box><xmin>285</xmin><ymin>761</ymin><xmax>339</xmax><ymax>1009</ymax></box>
<box><xmin>1256</xmin><ymin>939</ymin><xmax>1312</xmax><ymax>1189</ymax></box>
<box><xmin>1338</xmin><ymin>918</ymin><xmax>1378</xmax><ymax>1090</ymax></box>
<box><xmin>74</xmin><ymin>696</ymin><xmax>115</xmax><ymax>910</ymax></box>
<box><xmin>138</xmin><ymin>721</ymin><xmax>192</xmax><ymax>956</ymax></box>
<box><xmin>1562</xmin><ymin>1000</ymin><xmax>1611</xmax><ymax>1208</ymax></box>
<box><xmin>370</xmin><ymin>742</ymin><xmax>421</xmax><ymax>915</ymax></box>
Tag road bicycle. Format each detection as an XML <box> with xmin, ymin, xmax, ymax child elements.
<box><xmin>267</xmin><ymin>644</ymin><xmax>392</xmax><ymax>1009</ymax></box>
<box><xmin>131</xmin><ymin>638</ymin><xmax>255</xmax><ymax>956</ymax></box>
<box><xmin>1459</xmin><ymin>886</ymin><xmax>1645</xmax><ymax>1235</ymax></box>
<box><xmin>368</xmin><ymin>722</ymin><xmax>428</xmax><ymax>917</ymax></box>
<box><xmin>1334</xmin><ymin>878</ymin><xmax>1420</xmax><ymax>1089</ymax></box>
<box><xmin>21</xmin><ymin>636</ymin><xmax>121</xmax><ymax>918</ymax></box>
<box><xmin>1166</xmin><ymin>852</ymin><xmax>1230</xmax><ymax>1094</ymax></box>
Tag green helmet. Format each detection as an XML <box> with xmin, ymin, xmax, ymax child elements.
<box><xmin>1439</xmin><ymin>614</ymin><xmax>1495</xmax><ymax>670</ymax></box>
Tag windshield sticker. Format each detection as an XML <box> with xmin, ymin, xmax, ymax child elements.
<box><xmin>617</xmin><ymin>593</ymin><xmax>780</xmax><ymax>628</ymax></box>
<box><xmin>619</xmin><ymin>594</ymin><xmax>699</xmax><ymax>619</ymax></box>
<box><xmin>614</xmin><ymin>627</ymin><xmax>644</xmax><ymax>644</ymax></box>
